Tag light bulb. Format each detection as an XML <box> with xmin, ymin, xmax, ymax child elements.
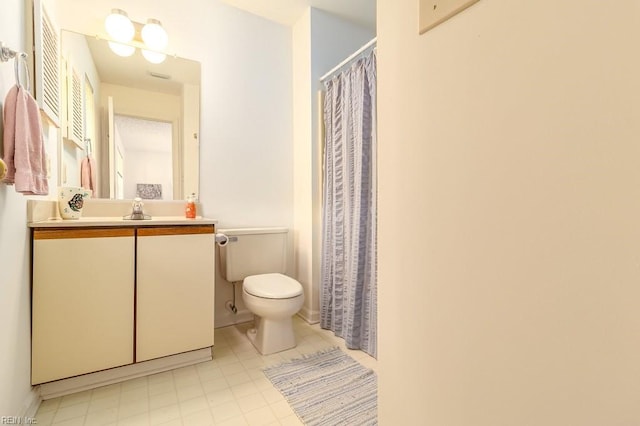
<box><xmin>108</xmin><ymin>41</ymin><xmax>135</xmax><ymax>57</ymax></box>
<box><xmin>105</xmin><ymin>9</ymin><xmax>134</xmax><ymax>43</ymax></box>
<box><xmin>141</xmin><ymin>19</ymin><xmax>168</xmax><ymax>51</ymax></box>
<box><xmin>142</xmin><ymin>49</ymin><xmax>167</xmax><ymax>64</ymax></box>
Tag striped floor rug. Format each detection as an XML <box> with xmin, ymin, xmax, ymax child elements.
<box><xmin>263</xmin><ymin>347</ymin><xmax>377</xmax><ymax>425</ymax></box>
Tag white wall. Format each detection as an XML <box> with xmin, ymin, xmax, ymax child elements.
<box><xmin>0</xmin><ymin>0</ymin><xmax>295</xmax><ymax>413</ymax></box>
<box><xmin>123</xmin><ymin>151</ymin><xmax>172</xmax><ymax>200</ymax></box>
<box><xmin>53</xmin><ymin>0</ymin><xmax>293</xmax><ymax>225</ymax></box>
<box><xmin>54</xmin><ymin>0</ymin><xmax>294</xmax><ymax>328</ymax></box>
<box><xmin>114</xmin><ymin>116</ymin><xmax>173</xmax><ymax>200</ymax></box>
<box><xmin>0</xmin><ymin>0</ymin><xmax>50</xmax><ymax>416</ymax></box>
<box><xmin>61</xmin><ymin>142</ymin><xmax>80</xmax><ymax>187</ymax></box>
<box><xmin>378</xmin><ymin>0</ymin><xmax>640</xmax><ymax>424</ymax></box>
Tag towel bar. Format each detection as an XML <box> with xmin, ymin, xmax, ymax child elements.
<box><xmin>0</xmin><ymin>41</ymin><xmax>22</xmax><ymax>62</ymax></box>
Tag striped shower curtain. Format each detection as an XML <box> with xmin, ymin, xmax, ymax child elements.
<box><xmin>320</xmin><ymin>49</ymin><xmax>377</xmax><ymax>358</ymax></box>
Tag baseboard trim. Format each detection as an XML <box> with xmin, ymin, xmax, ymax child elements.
<box><xmin>299</xmin><ymin>307</ymin><xmax>320</xmax><ymax>324</ymax></box>
<box><xmin>20</xmin><ymin>388</ymin><xmax>41</xmax><ymax>419</ymax></box>
<box><xmin>215</xmin><ymin>309</ymin><xmax>253</xmax><ymax>329</ymax></box>
<box><xmin>38</xmin><ymin>347</ymin><xmax>212</xmax><ymax>400</ymax></box>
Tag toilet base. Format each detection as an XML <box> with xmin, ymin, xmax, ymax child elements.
<box><xmin>247</xmin><ymin>315</ymin><xmax>296</xmax><ymax>355</ymax></box>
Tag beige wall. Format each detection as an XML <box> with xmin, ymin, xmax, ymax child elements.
<box><xmin>378</xmin><ymin>0</ymin><xmax>640</xmax><ymax>424</ymax></box>
<box><xmin>292</xmin><ymin>8</ymin><xmax>314</xmax><ymax>321</ymax></box>
<box><xmin>99</xmin><ymin>84</ymin><xmax>181</xmax><ymax>123</ymax></box>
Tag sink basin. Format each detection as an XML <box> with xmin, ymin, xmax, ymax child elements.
<box><xmin>27</xmin><ymin>199</ymin><xmax>218</xmax><ymax>228</ymax></box>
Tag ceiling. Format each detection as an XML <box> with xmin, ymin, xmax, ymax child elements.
<box><xmin>218</xmin><ymin>0</ymin><xmax>376</xmax><ymax>30</ymax></box>
<box><xmin>61</xmin><ymin>0</ymin><xmax>375</xmax><ymax>102</ymax></box>
<box><xmin>83</xmin><ymin>34</ymin><xmax>200</xmax><ymax>96</ymax></box>
<box><xmin>115</xmin><ymin>115</ymin><xmax>173</xmax><ymax>153</ymax></box>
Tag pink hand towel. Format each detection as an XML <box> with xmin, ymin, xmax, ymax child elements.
<box><xmin>2</xmin><ymin>84</ymin><xmax>49</xmax><ymax>195</ymax></box>
<box><xmin>80</xmin><ymin>156</ymin><xmax>96</xmax><ymax>192</ymax></box>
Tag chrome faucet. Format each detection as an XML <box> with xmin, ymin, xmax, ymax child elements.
<box><xmin>124</xmin><ymin>197</ymin><xmax>151</xmax><ymax>220</ymax></box>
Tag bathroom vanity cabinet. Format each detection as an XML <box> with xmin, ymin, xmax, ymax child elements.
<box><xmin>32</xmin><ymin>228</ymin><xmax>136</xmax><ymax>384</ymax></box>
<box><xmin>30</xmin><ymin>222</ymin><xmax>215</xmax><ymax>385</ymax></box>
<box><xmin>136</xmin><ymin>226</ymin><xmax>215</xmax><ymax>362</ymax></box>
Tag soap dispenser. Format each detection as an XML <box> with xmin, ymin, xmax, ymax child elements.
<box><xmin>185</xmin><ymin>193</ymin><xmax>197</xmax><ymax>219</ymax></box>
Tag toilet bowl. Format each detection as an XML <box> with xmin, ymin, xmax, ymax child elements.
<box><xmin>242</xmin><ymin>273</ymin><xmax>304</xmax><ymax>355</ymax></box>
<box><xmin>218</xmin><ymin>228</ymin><xmax>305</xmax><ymax>355</ymax></box>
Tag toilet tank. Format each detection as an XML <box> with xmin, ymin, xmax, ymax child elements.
<box><xmin>218</xmin><ymin>227</ymin><xmax>288</xmax><ymax>282</ymax></box>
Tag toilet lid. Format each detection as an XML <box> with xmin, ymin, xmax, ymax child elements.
<box><xmin>244</xmin><ymin>273</ymin><xmax>303</xmax><ymax>299</ymax></box>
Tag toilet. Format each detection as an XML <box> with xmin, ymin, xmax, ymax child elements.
<box><xmin>218</xmin><ymin>227</ymin><xmax>304</xmax><ymax>355</ymax></box>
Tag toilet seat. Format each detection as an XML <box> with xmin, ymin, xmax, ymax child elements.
<box><xmin>244</xmin><ymin>273</ymin><xmax>303</xmax><ymax>299</ymax></box>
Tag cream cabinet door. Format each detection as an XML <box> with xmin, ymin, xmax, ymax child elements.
<box><xmin>32</xmin><ymin>228</ymin><xmax>135</xmax><ymax>384</ymax></box>
<box><xmin>136</xmin><ymin>226</ymin><xmax>215</xmax><ymax>362</ymax></box>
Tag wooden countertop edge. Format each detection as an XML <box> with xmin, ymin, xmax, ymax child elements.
<box><xmin>33</xmin><ymin>224</ymin><xmax>216</xmax><ymax>239</ymax></box>
<box><xmin>28</xmin><ymin>217</ymin><xmax>218</xmax><ymax>228</ymax></box>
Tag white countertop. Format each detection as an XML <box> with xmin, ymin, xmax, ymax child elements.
<box><xmin>28</xmin><ymin>216</ymin><xmax>218</xmax><ymax>228</ymax></box>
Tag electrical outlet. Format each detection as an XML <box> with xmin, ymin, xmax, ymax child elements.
<box><xmin>419</xmin><ymin>0</ymin><xmax>481</xmax><ymax>34</ymax></box>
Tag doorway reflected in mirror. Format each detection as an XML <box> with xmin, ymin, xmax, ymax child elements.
<box><xmin>114</xmin><ymin>115</ymin><xmax>172</xmax><ymax>200</ymax></box>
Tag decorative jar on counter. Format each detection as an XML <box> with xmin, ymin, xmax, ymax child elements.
<box><xmin>58</xmin><ymin>187</ymin><xmax>91</xmax><ymax>219</ymax></box>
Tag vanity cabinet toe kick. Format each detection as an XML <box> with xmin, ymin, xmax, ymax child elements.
<box><xmin>30</xmin><ymin>224</ymin><xmax>215</xmax><ymax>385</ymax></box>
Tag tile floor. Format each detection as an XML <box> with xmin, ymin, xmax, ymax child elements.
<box><xmin>34</xmin><ymin>317</ymin><xmax>377</xmax><ymax>425</ymax></box>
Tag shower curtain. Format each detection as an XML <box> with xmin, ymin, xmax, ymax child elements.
<box><xmin>320</xmin><ymin>49</ymin><xmax>377</xmax><ymax>358</ymax></box>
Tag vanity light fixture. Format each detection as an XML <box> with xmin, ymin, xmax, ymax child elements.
<box><xmin>105</xmin><ymin>9</ymin><xmax>134</xmax><ymax>43</ymax></box>
<box><xmin>141</xmin><ymin>19</ymin><xmax>168</xmax><ymax>51</ymax></box>
<box><xmin>104</xmin><ymin>10</ymin><xmax>169</xmax><ymax>63</ymax></box>
<box><xmin>141</xmin><ymin>19</ymin><xmax>168</xmax><ymax>63</ymax></box>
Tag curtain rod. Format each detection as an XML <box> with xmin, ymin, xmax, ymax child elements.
<box><xmin>320</xmin><ymin>37</ymin><xmax>376</xmax><ymax>82</ymax></box>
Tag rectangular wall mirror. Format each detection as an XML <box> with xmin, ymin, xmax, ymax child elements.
<box><xmin>59</xmin><ymin>30</ymin><xmax>201</xmax><ymax>200</ymax></box>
